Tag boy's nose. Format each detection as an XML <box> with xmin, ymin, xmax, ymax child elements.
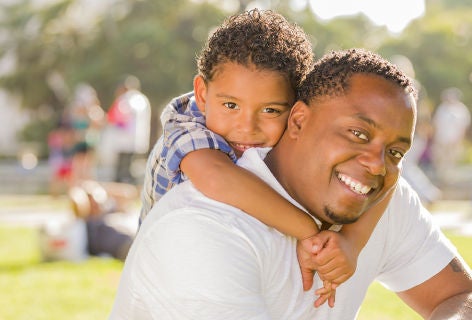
<box><xmin>237</xmin><ymin>112</ymin><xmax>259</xmax><ymax>133</ymax></box>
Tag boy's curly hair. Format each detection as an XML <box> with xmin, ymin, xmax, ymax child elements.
<box><xmin>298</xmin><ymin>48</ymin><xmax>417</xmax><ymax>104</ymax></box>
<box><xmin>197</xmin><ymin>9</ymin><xmax>313</xmax><ymax>91</ymax></box>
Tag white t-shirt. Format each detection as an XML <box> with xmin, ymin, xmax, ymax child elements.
<box><xmin>109</xmin><ymin>148</ymin><xmax>456</xmax><ymax>319</ymax></box>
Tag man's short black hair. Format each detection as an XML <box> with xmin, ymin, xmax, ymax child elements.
<box><xmin>197</xmin><ymin>9</ymin><xmax>314</xmax><ymax>91</ymax></box>
<box><xmin>298</xmin><ymin>48</ymin><xmax>417</xmax><ymax>104</ymax></box>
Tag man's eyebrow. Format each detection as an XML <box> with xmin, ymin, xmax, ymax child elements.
<box><xmin>355</xmin><ymin>113</ymin><xmax>377</xmax><ymax>128</ymax></box>
<box><xmin>355</xmin><ymin>113</ymin><xmax>412</xmax><ymax>145</ymax></box>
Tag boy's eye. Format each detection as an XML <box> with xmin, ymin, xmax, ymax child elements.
<box><xmin>351</xmin><ymin>129</ymin><xmax>368</xmax><ymax>141</ymax></box>
<box><xmin>262</xmin><ymin>107</ymin><xmax>281</xmax><ymax>114</ymax></box>
<box><xmin>223</xmin><ymin>102</ymin><xmax>238</xmax><ymax>110</ymax></box>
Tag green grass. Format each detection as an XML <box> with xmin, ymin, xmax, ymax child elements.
<box><xmin>358</xmin><ymin>233</ymin><xmax>472</xmax><ymax>320</ymax></box>
<box><xmin>0</xmin><ymin>226</ymin><xmax>123</xmax><ymax>320</ymax></box>
<box><xmin>0</xmin><ymin>194</ymin><xmax>70</xmax><ymax>211</ymax></box>
<box><xmin>0</xmin><ymin>224</ymin><xmax>470</xmax><ymax>319</ymax></box>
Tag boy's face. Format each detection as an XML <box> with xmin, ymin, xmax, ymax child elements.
<box><xmin>276</xmin><ymin>74</ymin><xmax>416</xmax><ymax>225</ymax></box>
<box><xmin>194</xmin><ymin>62</ymin><xmax>294</xmax><ymax>158</ymax></box>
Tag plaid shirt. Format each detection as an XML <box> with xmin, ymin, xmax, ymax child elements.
<box><xmin>139</xmin><ymin>92</ymin><xmax>237</xmax><ymax>224</ymax></box>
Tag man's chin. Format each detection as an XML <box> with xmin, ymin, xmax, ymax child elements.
<box><xmin>324</xmin><ymin>206</ymin><xmax>361</xmax><ymax>225</ymax></box>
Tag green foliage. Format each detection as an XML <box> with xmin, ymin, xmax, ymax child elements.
<box><xmin>0</xmin><ymin>0</ymin><xmax>228</xmax><ymax>151</ymax></box>
<box><xmin>0</xmin><ymin>0</ymin><xmax>471</xmax><ymax>155</ymax></box>
<box><xmin>379</xmin><ymin>2</ymin><xmax>472</xmax><ymax>109</ymax></box>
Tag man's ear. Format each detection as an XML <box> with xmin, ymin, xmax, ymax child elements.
<box><xmin>287</xmin><ymin>101</ymin><xmax>309</xmax><ymax>138</ymax></box>
<box><xmin>193</xmin><ymin>75</ymin><xmax>207</xmax><ymax>113</ymax></box>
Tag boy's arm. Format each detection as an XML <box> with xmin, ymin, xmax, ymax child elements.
<box><xmin>310</xmin><ymin>189</ymin><xmax>394</xmax><ymax>287</ymax></box>
<box><xmin>181</xmin><ymin>149</ymin><xmax>319</xmax><ymax>240</ymax></box>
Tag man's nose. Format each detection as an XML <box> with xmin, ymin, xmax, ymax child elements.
<box><xmin>358</xmin><ymin>145</ymin><xmax>387</xmax><ymax>176</ymax></box>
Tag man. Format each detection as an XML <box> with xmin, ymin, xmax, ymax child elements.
<box><xmin>110</xmin><ymin>49</ymin><xmax>472</xmax><ymax>319</ymax></box>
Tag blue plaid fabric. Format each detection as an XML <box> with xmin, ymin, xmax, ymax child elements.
<box><xmin>139</xmin><ymin>92</ymin><xmax>237</xmax><ymax>224</ymax></box>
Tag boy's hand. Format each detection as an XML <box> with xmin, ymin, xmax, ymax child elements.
<box><xmin>312</xmin><ymin>230</ymin><xmax>357</xmax><ymax>286</ymax></box>
<box><xmin>297</xmin><ymin>235</ymin><xmax>337</xmax><ymax>308</ymax></box>
<box><xmin>297</xmin><ymin>230</ymin><xmax>357</xmax><ymax>308</ymax></box>
<box><xmin>296</xmin><ymin>234</ymin><xmax>327</xmax><ymax>291</ymax></box>
<box><xmin>314</xmin><ymin>280</ymin><xmax>336</xmax><ymax>308</ymax></box>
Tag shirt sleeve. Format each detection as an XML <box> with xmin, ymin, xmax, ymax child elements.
<box><xmin>139</xmin><ymin>93</ymin><xmax>237</xmax><ymax>224</ymax></box>
<box><xmin>376</xmin><ymin>178</ymin><xmax>457</xmax><ymax>292</ymax></box>
<box><xmin>160</xmin><ymin>95</ymin><xmax>237</xmax><ymax>184</ymax></box>
<box><xmin>130</xmin><ymin>209</ymin><xmax>272</xmax><ymax>319</ymax></box>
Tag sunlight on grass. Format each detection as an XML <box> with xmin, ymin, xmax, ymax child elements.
<box><xmin>0</xmin><ymin>226</ymin><xmax>123</xmax><ymax>320</ymax></box>
<box><xmin>0</xmin><ymin>224</ymin><xmax>470</xmax><ymax>319</ymax></box>
<box><xmin>358</xmin><ymin>233</ymin><xmax>472</xmax><ymax>320</ymax></box>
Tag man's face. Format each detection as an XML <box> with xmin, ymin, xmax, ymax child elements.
<box><xmin>277</xmin><ymin>74</ymin><xmax>416</xmax><ymax>225</ymax></box>
<box><xmin>194</xmin><ymin>62</ymin><xmax>294</xmax><ymax>158</ymax></box>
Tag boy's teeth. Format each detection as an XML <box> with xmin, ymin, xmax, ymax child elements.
<box><xmin>337</xmin><ymin>173</ymin><xmax>372</xmax><ymax>195</ymax></box>
<box><xmin>235</xmin><ymin>144</ymin><xmax>251</xmax><ymax>150</ymax></box>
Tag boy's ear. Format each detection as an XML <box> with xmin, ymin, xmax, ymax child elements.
<box><xmin>193</xmin><ymin>75</ymin><xmax>207</xmax><ymax>113</ymax></box>
<box><xmin>287</xmin><ymin>100</ymin><xmax>308</xmax><ymax>138</ymax></box>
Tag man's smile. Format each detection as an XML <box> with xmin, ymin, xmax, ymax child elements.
<box><xmin>336</xmin><ymin>172</ymin><xmax>375</xmax><ymax>195</ymax></box>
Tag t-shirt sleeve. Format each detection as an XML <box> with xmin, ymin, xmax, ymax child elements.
<box><xmin>132</xmin><ymin>209</ymin><xmax>271</xmax><ymax>319</ymax></box>
<box><xmin>376</xmin><ymin>178</ymin><xmax>457</xmax><ymax>292</ymax></box>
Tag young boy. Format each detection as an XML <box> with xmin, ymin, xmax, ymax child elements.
<box><xmin>140</xmin><ymin>9</ymin><xmax>389</xmax><ymax>306</ymax></box>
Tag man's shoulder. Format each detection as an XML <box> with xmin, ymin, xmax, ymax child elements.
<box><xmin>387</xmin><ymin>177</ymin><xmax>421</xmax><ymax>213</ymax></box>
<box><xmin>144</xmin><ymin>182</ymin><xmax>273</xmax><ymax>238</ymax></box>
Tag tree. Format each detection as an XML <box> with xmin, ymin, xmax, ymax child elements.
<box><xmin>379</xmin><ymin>1</ymin><xmax>472</xmax><ymax>110</ymax></box>
<box><xmin>0</xmin><ymin>0</ymin><xmax>228</xmax><ymax>154</ymax></box>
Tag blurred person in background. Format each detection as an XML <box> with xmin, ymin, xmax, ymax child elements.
<box><xmin>40</xmin><ymin>179</ymin><xmax>139</xmax><ymax>262</ymax></box>
<box><xmin>431</xmin><ymin>87</ymin><xmax>471</xmax><ymax>184</ymax></box>
<box><xmin>47</xmin><ymin>119</ymin><xmax>75</xmax><ymax>195</ymax></box>
<box><xmin>66</xmin><ymin>83</ymin><xmax>106</xmax><ymax>185</ymax></box>
<box><xmin>107</xmin><ymin>75</ymin><xmax>151</xmax><ymax>184</ymax></box>
<box><xmin>68</xmin><ymin>180</ymin><xmax>139</xmax><ymax>261</ymax></box>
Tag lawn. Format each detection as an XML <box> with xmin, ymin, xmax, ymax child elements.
<box><xmin>358</xmin><ymin>233</ymin><xmax>472</xmax><ymax>320</ymax></box>
<box><xmin>0</xmin><ymin>225</ymin><xmax>470</xmax><ymax>320</ymax></box>
<box><xmin>0</xmin><ymin>226</ymin><xmax>122</xmax><ymax>320</ymax></box>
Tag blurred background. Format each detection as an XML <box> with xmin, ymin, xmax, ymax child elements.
<box><xmin>0</xmin><ymin>0</ymin><xmax>471</xmax><ymax>319</ymax></box>
<box><xmin>0</xmin><ymin>0</ymin><xmax>471</xmax><ymax>196</ymax></box>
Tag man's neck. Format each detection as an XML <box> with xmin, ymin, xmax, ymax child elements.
<box><xmin>320</xmin><ymin>221</ymin><xmax>333</xmax><ymax>231</ymax></box>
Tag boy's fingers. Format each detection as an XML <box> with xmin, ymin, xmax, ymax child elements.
<box><xmin>314</xmin><ymin>279</ymin><xmax>332</xmax><ymax>295</ymax></box>
<box><xmin>301</xmin><ymin>268</ymin><xmax>314</xmax><ymax>291</ymax></box>
<box><xmin>328</xmin><ymin>290</ymin><xmax>336</xmax><ymax>308</ymax></box>
<box><xmin>314</xmin><ymin>293</ymin><xmax>329</xmax><ymax>308</ymax></box>
<box><xmin>317</xmin><ymin>265</ymin><xmax>353</xmax><ymax>283</ymax></box>
<box><xmin>310</xmin><ymin>232</ymin><xmax>331</xmax><ymax>253</ymax></box>
<box><xmin>315</xmin><ymin>286</ymin><xmax>329</xmax><ymax>296</ymax></box>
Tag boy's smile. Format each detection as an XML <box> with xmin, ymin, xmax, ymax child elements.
<box><xmin>194</xmin><ymin>62</ymin><xmax>295</xmax><ymax>158</ymax></box>
<box><xmin>268</xmin><ymin>74</ymin><xmax>416</xmax><ymax>225</ymax></box>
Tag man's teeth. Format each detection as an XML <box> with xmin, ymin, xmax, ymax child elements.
<box><xmin>338</xmin><ymin>174</ymin><xmax>372</xmax><ymax>195</ymax></box>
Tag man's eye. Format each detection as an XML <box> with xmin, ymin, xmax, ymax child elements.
<box><xmin>389</xmin><ymin>149</ymin><xmax>404</xmax><ymax>160</ymax></box>
<box><xmin>351</xmin><ymin>130</ymin><xmax>368</xmax><ymax>141</ymax></box>
<box><xmin>223</xmin><ymin>102</ymin><xmax>238</xmax><ymax>110</ymax></box>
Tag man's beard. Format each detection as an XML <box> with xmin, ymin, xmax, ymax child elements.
<box><xmin>324</xmin><ymin>206</ymin><xmax>360</xmax><ymax>225</ymax></box>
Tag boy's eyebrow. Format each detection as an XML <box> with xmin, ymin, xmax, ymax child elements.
<box><xmin>216</xmin><ymin>93</ymin><xmax>292</xmax><ymax>107</ymax></box>
<box><xmin>355</xmin><ymin>113</ymin><xmax>412</xmax><ymax>145</ymax></box>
